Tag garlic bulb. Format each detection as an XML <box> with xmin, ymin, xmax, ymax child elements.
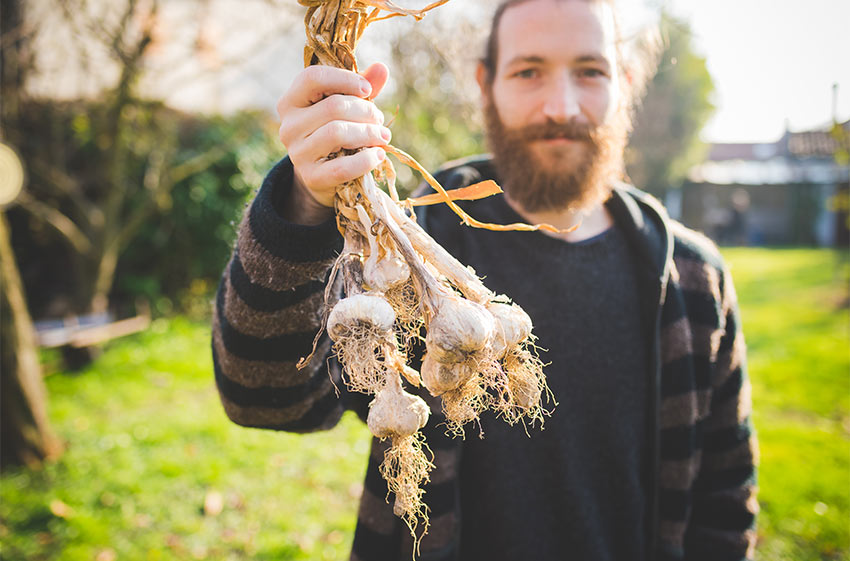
<box><xmin>420</xmin><ymin>352</ymin><xmax>476</xmax><ymax>396</ymax></box>
<box><xmin>327</xmin><ymin>293</ymin><xmax>395</xmax><ymax>341</ymax></box>
<box><xmin>487</xmin><ymin>300</ymin><xmax>533</xmax><ymax>359</ymax></box>
<box><xmin>355</xmin><ymin>203</ymin><xmax>410</xmax><ymax>292</ymax></box>
<box><xmin>367</xmin><ymin>373</ymin><xmax>430</xmax><ymax>438</ymax></box>
<box><xmin>364</xmin><ymin>251</ymin><xmax>410</xmax><ymax>292</ymax></box>
<box><xmin>426</xmin><ymin>297</ymin><xmax>495</xmax><ymax>363</ymax></box>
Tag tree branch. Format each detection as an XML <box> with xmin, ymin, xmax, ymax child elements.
<box><xmin>27</xmin><ymin>156</ymin><xmax>98</xmax><ymax>229</ymax></box>
<box><xmin>15</xmin><ymin>192</ymin><xmax>93</xmax><ymax>255</ymax></box>
<box><xmin>169</xmin><ymin>140</ymin><xmax>240</xmax><ymax>184</ymax></box>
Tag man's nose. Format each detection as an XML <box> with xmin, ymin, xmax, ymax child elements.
<box><xmin>542</xmin><ymin>74</ymin><xmax>580</xmax><ymax>123</ymax></box>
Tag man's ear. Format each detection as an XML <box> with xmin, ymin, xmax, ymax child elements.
<box><xmin>475</xmin><ymin>62</ymin><xmax>489</xmax><ymax>98</ymax></box>
<box><xmin>623</xmin><ymin>66</ymin><xmax>635</xmax><ymax>87</ymax></box>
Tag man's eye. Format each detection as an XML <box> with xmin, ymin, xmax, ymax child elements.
<box><xmin>513</xmin><ymin>68</ymin><xmax>538</xmax><ymax>79</ymax></box>
<box><xmin>578</xmin><ymin>68</ymin><xmax>605</xmax><ymax>79</ymax></box>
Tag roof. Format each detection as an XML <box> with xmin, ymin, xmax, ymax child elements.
<box><xmin>706</xmin><ymin>120</ymin><xmax>850</xmax><ymax>163</ymax></box>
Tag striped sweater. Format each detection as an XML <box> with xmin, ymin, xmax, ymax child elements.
<box><xmin>212</xmin><ymin>156</ymin><xmax>758</xmax><ymax>560</ymax></box>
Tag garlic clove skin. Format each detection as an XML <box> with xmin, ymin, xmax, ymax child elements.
<box><xmin>367</xmin><ymin>377</ymin><xmax>430</xmax><ymax>438</ymax></box>
<box><xmin>327</xmin><ymin>293</ymin><xmax>396</xmax><ymax>341</ymax></box>
<box><xmin>364</xmin><ymin>253</ymin><xmax>410</xmax><ymax>292</ymax></box>
<box><xmin>420</xmin><ymin>353</ymin><xmax>476</xmax><ymax>396</ymax></box>
<box><xmin>426</xmin><ymin>298</ymin><xmax>495</xmax><ymax>361</ymax></box>
<box><xmin>510</xmin><ymin>375</ymin><xmax>542</xmax><ymax>410</ymax></box>
<box><xmin>486</xmin><ymin>300</ymin><xmax>533</xmax><ymax>359</ymax></box>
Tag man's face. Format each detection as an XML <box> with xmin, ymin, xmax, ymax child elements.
<box><xmin>479</xmin><ymin>0</ymin><xmax>629</xmax><ymax>213</ymax></box>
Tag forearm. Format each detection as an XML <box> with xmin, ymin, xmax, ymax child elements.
<box><xmin>212</xmin><ymin>157</ymin><xmax>346</xmax><ymax>432</ymax></box>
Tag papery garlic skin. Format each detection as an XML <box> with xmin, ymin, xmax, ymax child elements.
<box><xmin>367</xmin><ymin>375</ymin><xmax>430</xmax><ymax>438</ymax></box>
<box><xmin>426</xmin><ymin>298</ymin><xmax>495</xmax><ymax>362</ymax></box>
<box><xmin>364</xmin><ymin>252</ymin><xmax>410</xmax><ymax>292</ymax></box>
<box><xmin>327</xmin><ymin>293</ymin><xmax>396</xmax><ymax>341</ymax></box>
<box><xmin>487</xmin><ymin>300</ymin><xmax>533</xmax><ymax>359</ymax></box>
<box><xmin>420</xmin><ymin>353</ymin><xmax>476</xmax><ymax>396</ymax></box>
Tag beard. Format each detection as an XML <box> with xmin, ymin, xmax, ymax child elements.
<box><xmin>483</xmin><ymin>95</ymin><xmax>629</xmax><ymax>214</ymax></box>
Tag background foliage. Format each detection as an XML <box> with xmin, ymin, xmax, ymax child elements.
<box><xmin>8</xmin><ymin>101</ymin><xmax>279</xmax><ymax>320</ymax></box>
<box><xmin>626</xmin><ymin>13</ymin><xmax>715</xmax><ymax>197</ymax></box>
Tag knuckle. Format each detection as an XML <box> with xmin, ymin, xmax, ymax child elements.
<box><xmin>324</xmin><ymin>120</ymin><xmax>347</xmax><ymax>143</ymax></box>
<box><xmin>357</xmin><ymin>99</ymin><xmax>383</xmax><ymax>124</ymax></box>
<box><xmin>326</xmin><ymin>160</ymin><xmax>350</xmax><ymax>184</ymax></box>
<box><xmin>278</xmin><ymin>119</ymin><xmax>293</xmax><ymax>142</ymax></box>
<box><xmin>321</xmin><ymin>95</ymin><xmax>346</xmax><ymax>120</ymax></box>
<box><xmin>302</xmin><ymin>65</ymin><xmax>324</xmax><ymax>87</ymax></box>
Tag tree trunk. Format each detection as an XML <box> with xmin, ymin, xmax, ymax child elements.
<box><xmin>0</xmin><ymin>211</ymin><xmax>63</xmax><ymax>469</ymax></box>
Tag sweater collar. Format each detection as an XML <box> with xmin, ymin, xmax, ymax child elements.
<box><xmin>606</xmin><ymin>183</ymin><xmax>673</xmax><ymax>288</ymax></box>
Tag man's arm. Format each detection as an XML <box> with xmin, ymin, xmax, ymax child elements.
<box><xmin>212</xmin><ymin>63</ymin><xmax>393</xmax><ymax>431</ymax></box>
<box><xmin>212</xmin><ymin>157</ymin><xmax>348</xmax><ymax>432</ymax></box>
<box><xmin>684</xmin><ymin>265</ymin><xmax>758</xmax><ymax>560</ymax></box>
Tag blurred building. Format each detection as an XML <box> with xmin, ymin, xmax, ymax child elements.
<box><xmin>679</xmin><ymin>120</ymin><xmax>850</xmax><ymax>246</ymax></box>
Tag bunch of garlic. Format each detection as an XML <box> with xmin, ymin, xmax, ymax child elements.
<box><xmin>303</xmin><ymin>171</ymin><xmax>551</xmax><ymax>541</ymax></box>
<box><xmin>296</xmin><ymin>0</ymin><xmax>551</xmax><ymax>546</ymax></box>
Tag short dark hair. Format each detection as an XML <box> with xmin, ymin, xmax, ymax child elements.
<box><xmin>479</xmin><ymin>0</ymin><xmax>660</xmax><ymax>110</ymax></box>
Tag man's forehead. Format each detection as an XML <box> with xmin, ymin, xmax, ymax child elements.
<box><xmin>496</xmin><ymin>0</ymin><xmax>618</xmax><ymax>66</ymax></box>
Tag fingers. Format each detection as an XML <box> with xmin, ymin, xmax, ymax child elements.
<box><xmin>300</xmin><ymin>119</ymin><xmax>391</xmax><ymax>162</ymax></box>
<box><xmin>283</xmin><ymin>65</ymin><xmax>373</xmax><ymax>110</ymax></box>
<box><xmin>295</xmin><ymin>147</ymin><xmax>388</xmax><ymax>206</ymax></box>
<box><xmin>281</xmin><ymin>93</ymin><xmax>385</xmax><ymax>145</ymax></box>
<box><xmin>276</xmin><ymin>62</ymin><xmax>394</xmax><ymax>204</ymax></box>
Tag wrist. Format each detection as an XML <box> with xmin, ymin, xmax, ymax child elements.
<box><xmin>282</xmin><ymin>174</ymin><xmax>335</xmax><ymax>225</ymax></box>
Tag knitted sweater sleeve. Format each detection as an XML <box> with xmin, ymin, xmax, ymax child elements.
<box><xmin>678</xmin><ymin>238</ymin><xmax>758</xmax><ymax>560</ymax></box>
<box><xmin>211</xmin><ymin>157</ymin><xmax>351</xmax><ymax>432</ymax></box>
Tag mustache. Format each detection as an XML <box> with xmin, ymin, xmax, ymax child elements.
<box><xmin>505</xmin><ymin>120</ymin><xmax>595</xmax><ymax>142</ymax></box>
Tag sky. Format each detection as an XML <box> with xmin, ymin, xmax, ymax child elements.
<box><xmin>667</xmin><ymin>0</ymin><xmax>850</xmax><ymax>143</ymax></box>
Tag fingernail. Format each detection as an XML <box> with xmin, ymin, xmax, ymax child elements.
<box><xmin>380</xmin><ymin>127</ymin><xmax>392</xmax><ymax>142</ymax></box>
<box><xmin>376</xmin><ymin>148</ymin><xmax>386</xmax><ymax>161</ymax></box>
<box><xmin>360</xmin><ymin>80</ymin><xmax>372</xmax><ymax>96</ymax></box>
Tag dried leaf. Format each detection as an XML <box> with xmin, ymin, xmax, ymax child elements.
<box><xmin>386</xmin><ymin>145</ymin><xmax>577</xmax><ymax>233</ymax></box>
<box><xmin>405</xmin><ymin>180</ymin><xmax>503</xmax><ymax>207</ymax></box>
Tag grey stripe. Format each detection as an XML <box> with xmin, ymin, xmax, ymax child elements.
<box><xmin>674</xmin><ymin>256</ymin><xmax>721</xmax><ymax>301</ymax></box>
<box><xmin>356</xmin><ymin>484</ymin><xmax>398</xmax><ymax>535</ymax></box>
<box><xmin>659</xmin><ymin>451</ymin><xmax>702</xmax><ymax>490</ymax></box>
<box><xmin>659</xmin><ymin>519</ymin><xmax>687</xmax><ymax>549</ymax></box>
<box><xmin>238</xmin><ymin>219</ymin><xmax>336</xmax><ymax>290</ymax></box>
<box><xmin>224</xmin><ymin>272</ymin><xmax>325</xmax><ymax>338</ymax></box>
<box><xmin>212</xmin><ymin>313</ymin><xmax>331</xmax><ymax>388</ymax></box>
<box><xmin>659</xmin><ymin>390</ymin><xmax>711</xmax><ymax>428</ymax></box>
<box><xmin>400</xmin><ymin>511</ymin><xmax>458</xmax><ymax>554</ymax></box>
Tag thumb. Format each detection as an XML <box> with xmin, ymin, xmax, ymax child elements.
<box><xmin>360</xmin><ymin>62</ymin><xmax>389</xmax><ymax>100</ymax></box>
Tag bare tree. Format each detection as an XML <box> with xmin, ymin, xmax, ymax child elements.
<box><xmin>6</xmin><ymin>0</ymin><xmax>297</xmax><ymax>318</ymax></box>
<box><xmin>1</xmin><ymin>0</ymin><xmax>63</xmax><ymax>469</ymax></box>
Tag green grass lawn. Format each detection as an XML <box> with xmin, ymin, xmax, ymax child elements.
<box><xmin>1</xmin><ymin>320</ymin><xmax>373</xmax><ymax>561</ymax></box>
<box><xmin>723</xmin><ymin>248</ymin><xmax>849</xmax><ymax>560</ymax></box>
<box><xmin>1</xmin><ymin>248</ymin><xmax>848</xmax><ymax>560</ymax></box>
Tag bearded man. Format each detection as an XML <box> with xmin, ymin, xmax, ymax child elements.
<box><xmin>211</xmin><ymin>1</ymin><xmax>759</xmax><ymax>560</ymax></box>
